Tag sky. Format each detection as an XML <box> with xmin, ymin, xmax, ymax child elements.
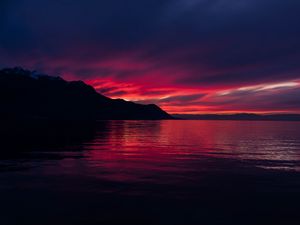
<box><xmin>1</xmin><ymin>0</ymin><xmax>300</xmax><ymax>114</ymax></box>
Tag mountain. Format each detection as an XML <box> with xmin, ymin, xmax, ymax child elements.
<box><xmin>173</xmin><ymin>113</ymin><xmax>300</xmax><ymax>121</ymax></box>
<box><xmin>0</xmin><ymin>67</ymin><xmax>173</xmax><ymax>120</ymax></box>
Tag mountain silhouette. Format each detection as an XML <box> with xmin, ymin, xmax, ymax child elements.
<box><xmin>0</xmin><ymin>67</ymin><xmax>172</xmax><ymax>120</ymax></box>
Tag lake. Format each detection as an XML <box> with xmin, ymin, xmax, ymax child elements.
<box><xmin>1</xmin><ymin>120</ymin><xmax>300</xmax><ymax>225</ymax></box>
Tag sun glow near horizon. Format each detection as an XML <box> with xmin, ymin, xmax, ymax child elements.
<box><xmin>85</xmin><ymin>78</ymin><xmax>300</xmax><ymax>114</ymax></box>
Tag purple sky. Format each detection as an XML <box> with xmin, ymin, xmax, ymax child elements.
<box><xmin>1</xmin><ymin>0</ymin><xmax>300</xmax><ymax>113</ymax></box>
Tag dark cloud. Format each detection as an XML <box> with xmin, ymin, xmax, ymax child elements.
<box><xmin>179</xmin><ymin>63</ymin><xmax>300</xmax><ymax>87</ymax></box>
<box><xmin>195</xmin><ymin>86</ymin><xmax>300</xmax><ymax>112</ymax></box>
<box><xmin>97</xmin><ymin>87</ymin><xmax>119</xmax><ymax>95</ymax></box>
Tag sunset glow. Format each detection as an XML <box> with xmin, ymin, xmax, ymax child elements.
<box><xmin>1</xmin><ymin>0</ymin><xmax>300</xmax><ymax>114</ymax></box>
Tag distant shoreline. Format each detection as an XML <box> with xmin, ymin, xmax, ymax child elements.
<box><xmin>172</xmin><ymin>114</ymin><xmax>300</xmax><ymax>121</ymax></box>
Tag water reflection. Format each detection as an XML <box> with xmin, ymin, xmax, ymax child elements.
<box><xmin>83</xmin><ymin>121</ymin><xmax>300</xmax><ymax>178</ymax></box>
<box><xmin>1</xmin><ymin>120</ymin><xmax>300</xmax><ymax>225</ymax></box>
<box><xmin>1</xmin><ymin>120</ymin><xmax>300</xmax><ymax>173</ymax></box>
<box><xmin>35</xmin><ymin>120</ymin><xmax>300</xmax><ymax>191</ymax></box>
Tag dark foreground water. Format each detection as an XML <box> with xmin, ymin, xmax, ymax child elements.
<box><xmin>1</xmin><ymin>120</ymin><xmax>300</xmax><ymax>225</ymax></box>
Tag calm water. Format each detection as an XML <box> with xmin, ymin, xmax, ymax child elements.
<box><xmin>1</xmin><ymin>120</ymin><xmax>300</xmax><ymax>225</ymax></box>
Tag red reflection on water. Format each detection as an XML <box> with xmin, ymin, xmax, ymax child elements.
<box><xmin>63</xmin><ymin>121</ymin><xmax>300</xmax><ymax>184</ymax></box>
